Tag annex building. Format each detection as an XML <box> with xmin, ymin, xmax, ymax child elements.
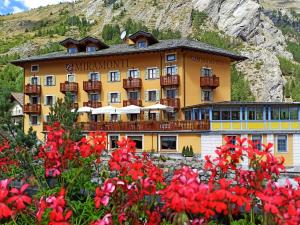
<box><xmin>12</xmin><ymin>31</ymin><xmax>300</xmax><ymax>168</ymax></box>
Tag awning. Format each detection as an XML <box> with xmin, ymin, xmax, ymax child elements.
<box><xmin>92</xmin><ymin>106</ymin><xmax>121</xmax><ymax>115</ymax></box>
<box><xmin>142</xmin><ymin>103</ymin><xmax>173</xmax><ymax>112</ymax></box>
<box><xmin>119</xmin><ymin>105</ymin><xmax>141</xmax><ymax>114</ymax></box>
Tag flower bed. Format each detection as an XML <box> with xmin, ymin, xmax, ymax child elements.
<box><xmin>0</xmin><ymin>123</ymin><xmax>299</xmax><ymax>225</ymax></box>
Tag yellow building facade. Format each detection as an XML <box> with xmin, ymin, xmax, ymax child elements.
<box><xmin>13</xmin><ymin>31</ymin><xmax>300</xmax><ymax>167</ymax></box>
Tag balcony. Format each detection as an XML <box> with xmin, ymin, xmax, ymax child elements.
<box><xmin>43</xmin><ymin>120</ymin><xmax>210</xmax><ymax>132</ymax></box>
<box><xmin>160</xmin><ymin>75</ymin><xmax>179</xmax><ymax>87</ymax></box>
<box><xmin>60</xmin><ymin>82</ymin><xmax>78</xmax><ymax>93</ymax></box>
<box><xmin>160</xmin><ymin>98</ymin><xmax>180</xmax><ymax>109</ymax></box>
<box><xmin>83</xmin><ymin>81</ymin><xmax>102</xmax><ymax>92</ymax></box>
<box><xmin>123</xmin><ymin>99</ymin><xmax>142</xmax><ymax>107</ymax></box>
<box><xmin>200</xmin><ymin>76</ymin><xmax>219</xmax><ymax>89</ymax></box>
<box><xmin>83</xmin><ymin>101</ymin><xmax>102</xmax><ymax>108</ymax></box>
<box><xmin>24</xmin><ymin>84</ymin><xmax>41</xmax><ymax>95</ymax></box>
<box><xmin>24</xmin><ymin>104</ymin><xmax>41</xmax><ymax>114</ymax></box>
<box><xmin>71</xmin><ymin>103</ymin><xmax>79</xmax><ymax>109</ymax></box>
<box><xmin>123</xmin><ymin>78</ymin><xmax>142</xmax><ymax>90</ymax></box>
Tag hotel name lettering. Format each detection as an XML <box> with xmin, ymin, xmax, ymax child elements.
<box><xmin>66</xmin><ymin>59</ymin><xmax>130</xmax><ymax>72</ymax></box>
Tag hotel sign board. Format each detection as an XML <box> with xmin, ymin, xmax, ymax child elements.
<box><xmin>66</xmin><ymin>59</ymin><xmax>130</xmax><ymax>72</ymax></box>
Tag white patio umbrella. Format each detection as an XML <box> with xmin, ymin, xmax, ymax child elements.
<box><xmin>77</xmin><ymin>106</ymin><xmax>93</xmax><ymax>113</ymax></box>
<box><xmin>92</xmin><ymin>106</ymin><xmax>121</xmax><ymax>115</ymax></box>
<box><xmin>119</xmin><ymin>105</ymin><xmax>141</xmax><ymax>114</ymax></box>
<box><xmin>142</xmin><ymin>103</ymin><xmax>173</xmax><ymax>112</ymax></box>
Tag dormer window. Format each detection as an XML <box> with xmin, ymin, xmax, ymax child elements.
<box><xmin>166</xmin><ymin>53</ymin><xmax>176</xmax><ymax>62</ymax></box>
<box><xmin>137</xmin><ymin>40</ymin><xmax>147</xmax><ymax>48</ymax></box>
<box><xmin>68</xmin><ymin>47</ymin><xmax>78</xmax><ymax>54</ymax></box>
<box><xmin>87</xmin><ymin>46</ymin><xmax>96</xmax><ymax>53</ymax></box>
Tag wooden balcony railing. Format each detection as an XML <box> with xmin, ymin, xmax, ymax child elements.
<box><xmin>60</xmin><ymin>82</ymin><xmax>78</xmax><ymax>93</ymax></box>
<box><xmin>160</xmin><ymin>98</ymin><xmax>180</xmax><ymax>109</ymax></box>
<box><xmin>43</xmin><ymin>120</ymin><xmax>210</xmax><ymax>132</ymax></box>
<box><xmin>83</xmin><ymin>101</ymin><xmax>102</xmax><ymax>108</ymax></box>
<box><xmin>200</xmin><ymin>76</ymin><xmax>220</xmax><ymax>89</ymax></box>
<box><xmin>123</xmin><ymin>99</ymin><xmax>142</xmax><ymax>107</ymax></box>
<box><xmin>24</xmin><ymin>104</ymin><xmax>41</xmax><ymax>114</ymax></box>
<box><xmin>160</xmin><ymin>75</ymin><xmax>179</xmax><ymax>87</ymax></box>
<box><xmin>83</xmin><ymin>81</ymin><xmax>102</xmax><ymax>92</ymax></box>
<box><xmin>24</xmin><ymin>84</ymin><xmax>41</xmax><ymax>95</ymax></box>
<box><xmin>123</xmin><ymin>78</ymin><xmax>142</xmax><ymax>89</ymax></box>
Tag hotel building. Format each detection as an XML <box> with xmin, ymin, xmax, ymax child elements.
<box><xmin>12</xmin><ymin>31</ymin><xmax>300</xmax><ymax>167</ymax></box>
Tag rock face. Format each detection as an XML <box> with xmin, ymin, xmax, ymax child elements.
<box><xmin>192</xmin><ymin>0</ymin><xmax>293</xmax><ymax>101</ymax></box>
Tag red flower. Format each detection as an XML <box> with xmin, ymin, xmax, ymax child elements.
<box><xmin>49</xmin><ymin>209</ymin><xmax>72</xmax><ymax>225</ymax></box>
<box><xmin>7</xmin><ymin>184</ymin><xmax>31</xmax><ymax>210</ymax></box>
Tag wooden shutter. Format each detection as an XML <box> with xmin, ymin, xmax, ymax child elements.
<box><xmin>201</xmin><ymin>68</ymin><xmax>205</xmax><ymax>76</ymax></box>
<box><xmin>127</xmin><ymin>70</ymin><xmax>130</xmax><ymax>78</ymax></box>
<box><xmin>175</xmin><ymin>66</ymin><xmax>178</xmax><ymax>75</ymax></box>
<box><xmin>156</xmin><ymin>112</ymin><xmax>160</xmax><ymax>121</ymax></box>
<box><xmin>53</xmin><ymin>96</ymin><xmax>56</xmax><ymax>105</ymax></box>
<box><xmin>37</xmin><ymin>76</ymin><xmax>40</xmax><ymax>85</ymax></box>
<box><xmin>156</xmin><ymin>68</ymin><xmax>160</xmax><ymax>79</ymax></box>
<box><xmin>52</xmin><ymin>76</ymin><xmax>56</xmax><ymax>86</ymax></box>
<box><xmin>117</xmin><ymin>92</ymin><xmax>121</xmax><ymax>103</ymax></box>
<box><xmin>29</xmin><ymin>76</ymin><xmax>32</xmax><ymax>84</ymax></box>
<box><xmin>175</xmin><ymin>89</ymin><xmax>179</xmax><ymax>97</ymax></box>
<box><xmin>209</xmin><ymin>68</ymin><xmax>213</xmax><ymax>76</ymax></box>
<box><xmin>145</xmin><ymin>91</ymin><xmax>149</xmax><ymax>102</ymax></box>
<box><xmin>107</xmin><ymin>72</ymin><xmax>111</xmax><ymax>82</ymax></box>
<box><xmin>156</xmin><ymin>90</ymin><xmax>160</xmax><ymax>102</ymax></box>
<box><xmin>37</xmin><ymin>116</ymin><xmax>41</xmax><ymax>125</ymax></box>
<box><xmin>144</xmin><ymin>111</ymin><xmax>149</xmax><ymax>120</ymax></box>
<box><xmin>164</xmin><ymin>67</ymin><xmax>167</xmax><ymax>75</ymax></box>
<box><xmin>117</xmin><ymin>114</ymin><xmax>121</xmax><ymax>121</ymax></box>
<box><xmin>137</xmin><ymin>69</ymin><xmax>140</xmax><ymax>78</ymax></box>
<box><xmin>107</xmin><ymin>93</ymin><xmax>111</xmax><ymax>104</ymax></box>
<box><xmin>145</xmin><ymin>69</ymin><xmax>148</xmax><ymax>80</ymax></box>
<box><xmin>44</xmin><ymin>76</ymin><xmax>47</xmax><ymax>86</ymax></box>
<box><xmin>117</xmin><ymin>71</ymin><xmax>121</xmax><ymax>81</ymax></box>
<box><xmin>97</xmin><ymin>73</ymin><xmax>100</xmax><ymax>81</ymax></box>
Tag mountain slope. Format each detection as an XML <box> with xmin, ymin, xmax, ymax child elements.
<box><xmin>0</xmin><ymin>0</ymin><xmax>299</xmax><ymax>102</ymax></box>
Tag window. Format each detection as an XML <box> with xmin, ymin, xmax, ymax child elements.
<box><xmin>166</xmin><ymin>54</ymin><xmax>176</xmax><ymax>62</ymax></box>
<box><xmin>31</xmin><ymin>96</ymin><xmax>39</xmax><ymax>104</ymax></box>
<box><xmin>89</xmin><ymin>93</ymin><xmax>99</xmax><ymax>102</ymax></box>
<box><xmin>166</xmin><ymin>89</ymin><xmax>176</xmax><ymax>98</ymax></box>
<box><xmin>129</xmin><ymin>91</ymin><xmax>138</xmax><ymax>100</ymax></box>
<box><xmin>87</xmin><ymin>46</ymin><xmax>96</xmax><ymax>52</ymax></box>
<box><xmin>271</xmin><ymin>108</ymin><xmax>280</xmax><ymax>120</ymax></box>
<box><xmin>277</xmin><ymin>135</ymin><xmax>287</xmax><ymax>153</ymax></box>
<box><xmin>222</xmin><ymin>111</ymin><xmax>231</xmax><ymax>120</ymax></box>
<box><xmin>202</xmin><ymin>90</ymin><xmax>212</xmax><ymax>101</ymax></box>
<box><xmin>109</xmin><ymin>135</ymin><xmax>119</xmax><ymax>150</ymax></box>
<box><xmin>148</xmin><ymin>90</ymin><xmax>157</xmax><ymax>102</ymax></box>
<box><xmin>129</xmin><ymin>69</ymin><xmax>139</xmax><ymax>78</ymax></box>
<box><xmin>137</xmin><ymin>40</ymin><xmax>147</xmax><ymax>48</ymax></box>
<box><xmin>147</xmin><ymin>68</ymin><xmax>158</xmax><ymax>79</ymax></box>
<box><xmin>289</xmin><ymin>107</ymin><xmax>298</xmax><ymax>120</ymax></box>
<box><xmin>129</xmin><ymin>114</ymin><xmax>138</xmax><ymax>121</ymax></box>
<box><xmin>127</xmin><ymin>136</ymin><xmax>143</xmax><ymax>150</ymax></box>
<box><xmin>109</xmin><ymin>71</ymin><xmax>120</xmax><ymax>82</ymax></box>
<box><xmin>166</xmin><ymin>66</ymin><xmax>177</xmax><ymax>75</ymax></box>
<box><xmin>280</xmin><ymin>108</ymin><xmax>289</xmax><ymax>120</ymax></box>
<box><xmin>45</xmin><ymin>76</ymin><xmax>54</xmax><ymax>86</ymax></box>
<box><xmin>110</xmin><ymin>93</ymin><xmax>119</xmax><ymax>103</ymax></box>
<box><xmin>45</xmin><ymin>96</ymin><xmax>54</xmax><ymax>106</ymax></box>
<box><xmin>248</xmin><ymin>108</ymin><xmax>263</xmax><ymax>120</ymax></box>
<box><xmin>185</xmin><ymin>111</ymin><xmax>192</xmax><ymax>120</ymax></box>
<box><xmin>90</xmin><ymin>72</ymin><xmax>99</xmax><ymax>81</ymax></box>
<box><xmin>90</xmin><ymin>114</ymin><xmax>99</xmax><ymax>122</ymax></box>
<box><xmin>30</xmin><ymin>115</ymin><xmax>38</xmax><ymax>125</ymax></box>
<box><xmin>67</xmin><ymin>74</ymin><xmax>75</xmax><ymax>82</ymax></box>
<box><xmin>68</xmin><ymin>47</ymin><xmax>78</xmax><ymax>54</ymax></box>
<box><xmin>110</xmin><ymin>114</ymin><xmax>118</xmax><ymax>122</ymax></box>
<box><xmin>31</xmin><ymin>76</ymin><xmax>38</xmax><ymax>85</ymax></box>
<box><xmin>70</xmin><ymin>94</ymin><xmax>77</xmax><ymax>103</ymax></box>
<box><xmin>160</xmin><ymin>136</ymin><xmax>177</xmax><ymax>151</ymax></box>
<box><xmin>231</xmin><ymin>110</ymin><xmax>240</xmax><ymax>120</ymax></box>
<box><xmin>252</xmin><ymin>135</ymin><xmax>262</xmax><ymax>150</ymax></box>
<box><xmin>212</xmin><ymin>110</ymin><xmax>221</xmax><ymax>120</ymax></box>
<box><xmin>149</xmin><ymin>113</ymin><xmax>157</xmax><ymax>121</ymax></box>
<box><xmin>31</xmin><ymin>65</ymin><xmax>39</xmax><ymax>72</ymax></box>
<box><xmin>202</xmin><ymin>68</ymin><xmax>212</xmax><ymax>77</ymax></box>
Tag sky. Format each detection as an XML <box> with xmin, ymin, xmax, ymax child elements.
<box><xmin>0</xmin><ymin>0</ymin><xmax>74</xmax><ymax>15</ymax></box>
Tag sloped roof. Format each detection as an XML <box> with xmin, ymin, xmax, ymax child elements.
<box><xmin>11</xmin><ymin>92</ymin><xmax>24</xmax><ymax>106</ymax></box>
<box><xmin>12</xmin><ymin>38</ymin><xmax>247</xmax><ymax>65</ymax></box>
<box><xmin>128</xmin><ymin>30</ymin><xmax>159</xmax><ymax>44</ymax></box>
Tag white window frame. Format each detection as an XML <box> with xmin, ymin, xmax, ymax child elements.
<box><xmin>166</xmin><ymin>65</ymin><xmax>177</xmax><ymax>75</ymax></box>
<box><xmin>110</xmin><ymin>92</ymin><xmax>120</xmax><ymax>103</ymax></box>
<box><xmin>44</xmin><ymin>75</ymin><xmax>55</xmax><ymax>86</ymax></box>
<box><xmin>159</xmin><ymin>134</ymin><xmax>178</xmax><ymax>152</ymax></box>
<box><xmin>29</xmin><ymin>114</ymin><xmax>40</xmax><ymax>126</ymax></box>
<box><xmin>147</xmin><ymin>67</ymin><xmax>159</xmax><ymax>80</ymax></box>
<box><xmin>67</xmin><ymin>74</ymin><xmax>75</xmax><ymax>82</ymax></box>
<box><xmin>166</xmin><ymin>53</ymin><xmax>177</xmax><ymax>62</ymax></box>
<box><xmin>89</xmin><ymin>72</ymin><xmax>100</xmax><ymax>81</ymax></box>
<box><xmin>277</xmin><ymin>135</ymin><xmax>288</xmax><ymax>153</ymax></box>
<box><xmin>44</xmin><ymin>95</ymin><xmax>55</xmax><ymax>106</ymax></box>
<box><xmin>128</xmin><ymin>69</ymin><xmax>139</xmax><ymax>78</ymax></box>
<box><xmin>108</xmin><ymin>70</ymin><xmax>120</xmax><ymax>82</ymax></box>
<box><xmin>31</xmin><ymin>64</ymin><xmax>39</xmax><ymax>72</ymax></box>
<box><xmin>201</xmin><ymin>67</ymin><xmax>213</xmax><ymax>77</ymax></box>
<box><xmin>147</xmin><ymin>89</ymin><xmax>158</xmax><ymax>102</ymax></box>
<box><xmin>30</xmin><ymin>76</ymin><xmax>40</xmax><ymax>85</ymax></box>
<box><xmin>202</xmin><ymin>89</ymin><xmax>213</xmax><ymax>102</ymax></box>
<box><xmin>125</xmin><ymin>134</ymin><xmax>144</xmax><ymax>151</ymax></box>
<box><xmin>108</xmin><ymin>134</ymin><xmax>120</xmax><ymax>150</ymax></box>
